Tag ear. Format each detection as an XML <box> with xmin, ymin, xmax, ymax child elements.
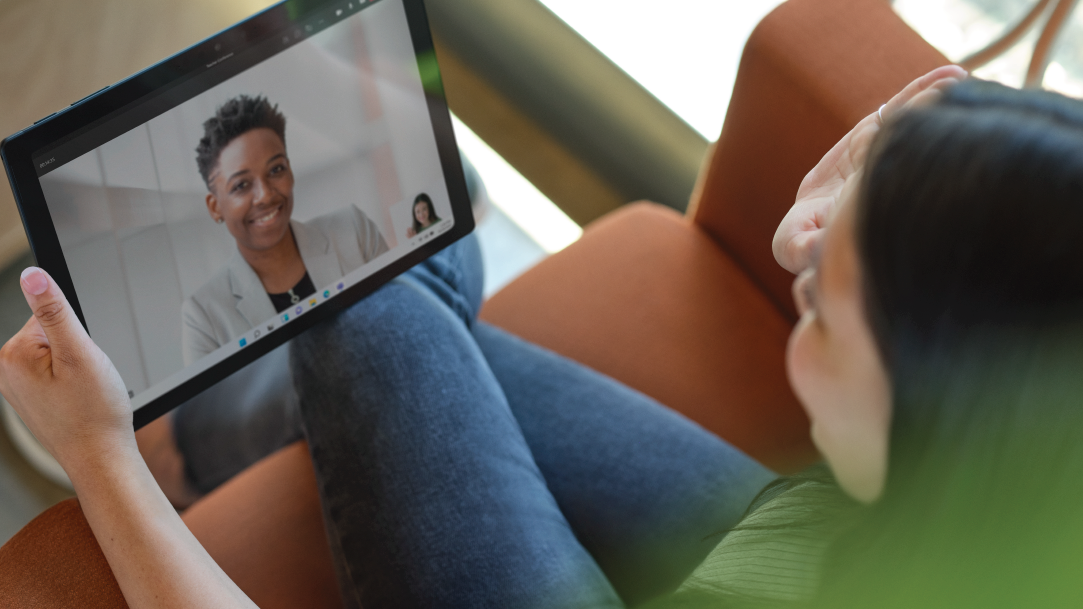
<box><xmin>205</xmin><ymin>191</ymin><xmax>222</xmax><ymax>223</ymax></box>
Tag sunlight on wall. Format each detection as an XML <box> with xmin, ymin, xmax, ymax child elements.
<box><xmin>893</xmin><ymin>0</ymin><xmax>1083</xmax><ymax>95</ymax></box>
<box><xmin>1045</xmin><ymin>61</ymin><xmax>1083</xmax><ymax>97</ymax></box>
<box><xmin>452</xmin><ymin>115</ymin><xmax>582</xmax><ymax>253</ymax></box>
<box><xmin>537</xmin><ymin>0</ymin><xmax>785</xmax><ymax>140</ymax></box>
<box><xmin>452</xmin><ymin>0</ymin><xmax>786</xmax><ymax>253</ymax></box>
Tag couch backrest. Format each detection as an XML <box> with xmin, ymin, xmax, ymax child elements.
<box><xmin>690</xmin><ymin>0</ymin><xmax>947</xmax><ymax>320</ymax></box>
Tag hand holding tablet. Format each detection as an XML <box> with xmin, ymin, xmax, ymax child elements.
<box><xmin>0</xmin><ymin>267</ymin><xmax>133</xmax><ymax>474</ymax></box>
<box><xmin>0</xmin><ymin>265</ymin><xmax>261</xmax><ymax>608</ymax></box>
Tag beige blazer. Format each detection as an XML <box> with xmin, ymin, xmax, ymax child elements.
<box><xmin>181</xmin><ymin>205</ymin><xmax>389</xmax><ymax>366</ymax></box>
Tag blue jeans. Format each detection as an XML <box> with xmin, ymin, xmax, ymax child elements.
<box><xmin>289</xmin><ymin>235</ymin><xmax>776</xmax><ymax>608</ymax></box>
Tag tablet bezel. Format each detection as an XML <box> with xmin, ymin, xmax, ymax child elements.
<box><xmin>1</xmin><ymin>0</ymin><xmax>474</xmax><ymax>429</ymax></box>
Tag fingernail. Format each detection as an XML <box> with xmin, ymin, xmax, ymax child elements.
<box><xmin>20</xmin><ymin>268</ymin><xmax>47</xmax><ymax>295</ymax></box>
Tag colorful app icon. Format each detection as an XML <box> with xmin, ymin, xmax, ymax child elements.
<box><xmin>295</xmin><ymin>306</ymin><xmax>303</xmax><ymax>315</ymax></box>
<box><xmin>323</xmin><ymin>290</ymin><xmax>331</xmax><ymax>298</ymax></box>
<box><xmin>337</xmin><ymin>282</ymin><xmax>345</xmax><ymax>290</ymax></box>
<box><xmin>309</xmin><ymin>298</ymin><xmax>317</xmax><ymax>307</ymax></box>
<box><xmin>239</xmin><ymin>337</ymin><xmax>247</xmax><ymax>347</ymax></box>
<box><xmin>282</xmin><ymin>313</ymin><xmax>289</xmax><ymax>322</ymax></box>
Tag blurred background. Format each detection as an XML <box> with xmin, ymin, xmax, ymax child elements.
<box><xmin>1</xmin><ymin>0</ymin><xmax>1080</xmax><ymax>543</ymax></box>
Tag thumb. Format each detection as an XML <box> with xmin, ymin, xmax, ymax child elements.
<box><xmin>19</xmin><ymin>267</ymin><xmax>90</xmax><ymax>362</ymax></box>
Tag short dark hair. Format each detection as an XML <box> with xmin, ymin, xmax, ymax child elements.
<box><xmin>195</xmin><ymin>95</ymin><xmax>287</xmax><ymax>187</ymax></box>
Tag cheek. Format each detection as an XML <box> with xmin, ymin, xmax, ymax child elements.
<box><xmin>219</xmin><ymin>199</ymin><xmax>252</xmax><ymax>242</ymax></box>
<box><xmin>279</xmin><ymin>173</ymin><xmax>295</xmax><ymax>196</ymax></box>
<box><xmin>221</xmin><ymin>195</ymin><xmax>249</xmax><ymax>218</ymax></box>
<box><xmin>787</xmin><ymin>316</ymin><xmax>847</xmax><ymax>463</ymax></box>
<box><xmin>787</xmin><ymin>312</ymin><xmax>893</xmax><ymax>503</ymax></box>
<box><xmin>787</xmin><ymin>316</ymin><xmax>830</xmax><ymax>425</ymax></box>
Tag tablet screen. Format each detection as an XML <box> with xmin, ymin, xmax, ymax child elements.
<box><xmin>22</xmin><ymin>0</ymin><xmax>465</xmax><ymax>418</ymax></box>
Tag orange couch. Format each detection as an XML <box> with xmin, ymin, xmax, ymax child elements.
<box><xmin>0</xmin><ymin>0</ymin><xmax>945</xmax><ymax>606</ymax></box>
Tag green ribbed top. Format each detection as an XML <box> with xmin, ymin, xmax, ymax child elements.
<box><xmin>648</xmin><ymin>467</ymin><xmax>854</xmax><ymax>609</ymax></box>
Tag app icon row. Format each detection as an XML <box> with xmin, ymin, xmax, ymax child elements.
<box><xmin>239</xmin><ymin>281</ymin><xmax>347</xmax><ymax>348</ymax></box>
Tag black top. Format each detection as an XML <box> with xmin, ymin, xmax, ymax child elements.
<box><xmin>268</xmin><ymin>272</ymin><xmax>317</xmax><ymax>313</ymax></box>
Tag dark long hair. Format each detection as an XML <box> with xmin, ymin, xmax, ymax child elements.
<box><xmin>816</xmin><ymin>80</ymin><xmax>1083</xmax><ymax>607</ymax></box>
<box><xmin>412</xmin><ymin>193</ymin><xmax>440</xmax><ymax>234</ymax></box>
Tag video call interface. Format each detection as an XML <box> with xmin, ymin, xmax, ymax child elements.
<box><xmin>33</xmin><ymin>0</ymin><xmax>454</xmax><ymax>411</ymax></box>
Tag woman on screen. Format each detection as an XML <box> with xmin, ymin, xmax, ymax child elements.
<box><xmin>181</xmin><ymin>94</ymin><xmax>390</xmax><ymax>366</ymax></box>
<box><xmin>406</xmin><ymin>192</ymin><xmax>441</xmax><ymax>238</ymax></box>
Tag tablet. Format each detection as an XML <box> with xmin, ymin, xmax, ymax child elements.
<box><xmin>1</xmin><ymin>0</ymin><xmax>473</xmax><ymax>428</ymax></box>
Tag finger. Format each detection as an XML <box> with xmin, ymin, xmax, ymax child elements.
<box><xmin>9</xmin><ymin>314</ymin><xmax>48</xmax><ymax>348</ymax></box>
<box><xmin>19</xmin><ymin>267</ymin><xmax>90</xmax><ymax>367</ymax></box>
<box><xmin>0</xmin><ymin>316</ymin><xmax>50</xmax><ymax>373</ymax></box>
<box><xmin>14</xmin><ymin>315</ymin><xmax>54</xmax><ymax>370</ymax></box>
<box><xmin>882</xmin><ymin>65</ymin><xmax>968</xmax><ymax>119</ymax></box>
<box><xmin>17</xmin><ymin>312</ymin><xmax>48</xmax><ymax>342</ymax></box>
<box><xmin>900</xmin><ymin>66</ymin><xmax>967</xmax><ymax>103</ymax></box>
<box><xmin>903</xmin><ymin>76</ymin><xmax>963</xmax><ymax>110</ymax></box>
<box><xmin>786</xmin><ymin>230</ymin><xmax>824</xmax><ymax>275</ymax></box>
<box><xmin>0</xmin><ymin>316</ymin><xmax>49</xmax><ymax>395</ymax></box>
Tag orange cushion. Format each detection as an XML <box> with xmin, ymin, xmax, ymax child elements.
<box><xmin>182</xmin><ymin>441</ymin><xmax>342</xmax><ymax>609</ymax></box>
<box><xmin>691</xmin><ymin>0</ymin><xmax>948</xmax><ymax>319</ymax></box>
<box><xmin>481</xmin><ymin>202</ymin><xmax>816</xmax><ymax>472</ymax></box>
<box><xmin>0</xmin><ymin>442</ymin><xmax>339</xmax><ymax>609</ymax></box>
<box><xmin>0</xmin><ymin>498</ymin><xmax>127</xmax><ymax>609</ymax></box>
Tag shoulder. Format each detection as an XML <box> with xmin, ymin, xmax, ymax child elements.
<box><xmin>675</xmin><ymin>469</ymin><xmax>853</xmax><ymax>604</ymax></box>
<box><xmin>182</xmin><ymin>266</ymin><xmax>239</xmax><ymax>339</ymax></box>
<box><xmin>302</xmin><ymin>205</ymin><xmax>388</xmax><ymax>262</ymax></box>
<box><xmin>185</xmin><ymin>266</ymin><xmax>234</xmax><ymax>314</ymax></box>
<box><xmin>305</xmin><ymin>206</ymin><xmax>368</xmax><ymax>233</ymax></box>
<box><xmin>181</xmin><ymin>270</ymin><xmax>235</xmax><ymax>364</ymax></box>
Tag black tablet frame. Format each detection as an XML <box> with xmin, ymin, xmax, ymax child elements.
<box><xmin>1</xmin><ymin>0</ymin><xmax>473</xmax><ymax>429</ymax></box>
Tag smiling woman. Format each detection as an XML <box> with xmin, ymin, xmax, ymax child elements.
<box><xmin>405</xmin><ymin>193</ymin><xmax>441</xmax><ymax>238</ymax></box>
<box><xmin>181</xmin><ymin>95</ymin><xmax>390</xmax><ymax>367</ymax></box>
<box><xmin>198</xmin><ymin>100</ymin><xmax>301</xmax><ymax>292</ymax></box>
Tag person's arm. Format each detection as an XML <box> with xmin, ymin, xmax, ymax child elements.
<box><xmin>135</xmin><ymin>412</ymin><xmax>203</xmax><ymax>509</ymax></box>
<box><xmin>772</xmin><ymin>65</ymin><xmax>967</xmax><ymax>275</ymax></box>
<box><xmin>0</xmin><ymin>267</ymin><xmax>256</xmax><ymax>609</ymax></box>
<box><xmin>129</xmin><ymin>297</ymin><xmax>219</xmax><ymax>509</ymax></box>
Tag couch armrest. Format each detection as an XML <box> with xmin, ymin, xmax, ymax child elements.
<box><xmin>0</xmin><ymin>499</ymin><xmax>127</xmax><ymax>608</ymax></box>
<box><xmin>181</xmin><ymin>441</ymin><xmax>342</xmax><ymax>609</ymax></box>
<box><xmin>689</xmin><ymin>0</ymin><xmax>947</xmax><ymax>319</ymax></box>
<box><xmin>0</xmin><ymin>441</ymin><xmax>340</xmax><ymax>609</ymax></box>
<box><xmin>481</xmin><ymin>203</ymin><xmax>815</xmax><ymax>472</ymax></box>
